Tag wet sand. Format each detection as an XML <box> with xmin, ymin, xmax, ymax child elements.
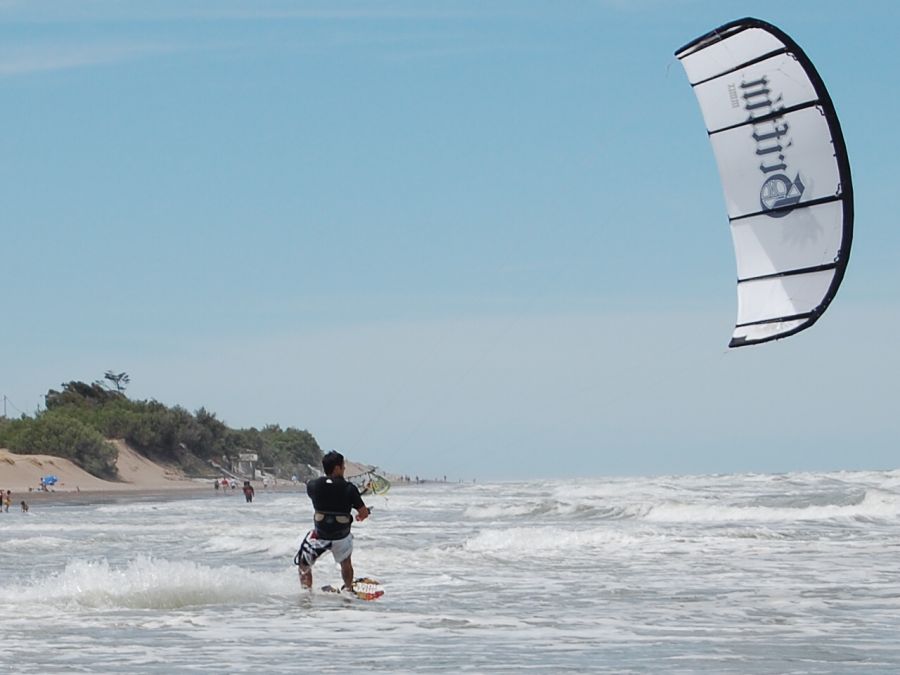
<box><xmin>12</xmin><ymin>482</ymin><xmax>304</xmax><ymax>507</ymax></box>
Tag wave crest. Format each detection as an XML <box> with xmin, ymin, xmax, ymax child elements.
<box><xmin>642</xmin><ymin>489</ymin><xmax>900</xmax><ymax>523</ymax></box>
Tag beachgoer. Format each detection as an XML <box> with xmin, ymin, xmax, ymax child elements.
<box><xmin>214</xmin><ymin>479</ymin><xmax>220</xmax><ymax>492</ymax></box>
<box><xmin>242</xmin><ymin>481</ymin><xmax>255</xmax><ymax>503</ymax></box>
<box><xmin>3</xmin><ymin>490</ymin><xmax>10</xmax><ymax>513</ymax></box>
<box><xmin>20</xmin><ymin>501</ymin><xmax>28</xmax><ymax>513</ymax></box>
<box><xmin>295</xmin><ymin>450</ymin><xmax>370</xmax><ymax>593</ymax></box>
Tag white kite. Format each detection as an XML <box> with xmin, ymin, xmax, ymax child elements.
<box><xmin>676</xmin><ymin>18</ymin><xmax>853</xmax><ymax>347</ymax></box>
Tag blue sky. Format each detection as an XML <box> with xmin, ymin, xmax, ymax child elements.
<box><xmin>2</xmin><ymin>0</ymin><xmax>898</xmax><ymax>480</ymax></box>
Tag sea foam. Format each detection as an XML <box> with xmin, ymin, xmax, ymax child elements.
<box><xmin>0</xmin><ymin>556</ymin><xmax>293</xmax><ymax>610</ymax></box>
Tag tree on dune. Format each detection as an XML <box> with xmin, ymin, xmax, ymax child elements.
<box><xmin>103</xmin><ymin>371</ymin><xmax>130</xmax><ymax>393</ymax></box>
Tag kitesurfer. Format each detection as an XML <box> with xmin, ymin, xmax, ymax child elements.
<box><xmin>295</xmin><ymin>451</ymin><xmax>370</xmax><ymax>593</ymax></box>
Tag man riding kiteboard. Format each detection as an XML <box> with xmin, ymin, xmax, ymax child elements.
<box><xmin>295</xmin><ymin>450</ymin><xmax>370</xmax><ymax>594</ymax></box>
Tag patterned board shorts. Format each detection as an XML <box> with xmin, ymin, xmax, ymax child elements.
<box><xmin>297</xmin><ymin>530</ymin><xmax>354</xmax><ymax>566</ymax></box>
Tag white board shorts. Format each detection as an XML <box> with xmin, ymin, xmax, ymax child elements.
<box><xmin>298</xmin><ymin>530</ymin><xmax>354</xmax><ymax>566</ymax></box>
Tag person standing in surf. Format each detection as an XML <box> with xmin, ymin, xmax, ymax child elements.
<box><xmin>295</xmin><ymin>450</ymin><xmax>370</xmax><ymax>593</ymax></box>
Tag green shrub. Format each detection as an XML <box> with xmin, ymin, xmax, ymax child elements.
<box><xmin>1</xmin><ymin>380</ymin><xmax>324</xmax><ymax>480</ymax></box>
<box><xmin>3</xmin><ymin>412</ymin><xmax>118</xmax><ymax>479</ymax></box>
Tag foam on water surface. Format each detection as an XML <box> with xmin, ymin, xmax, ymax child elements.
<box><xmin>2</xmin><ymin>471</ymin><xmax>900</xmax><ymax>673</ymax></box>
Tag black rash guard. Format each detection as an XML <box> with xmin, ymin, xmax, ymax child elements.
<box><xmin>306</xmin><ymin>476</ymin><xmax>365</xmax><ymax>539</ymax></box>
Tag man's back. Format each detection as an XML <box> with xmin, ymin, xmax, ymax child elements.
<box><xmin>307</xmin><ymin>476</ymin><xmax>362</xmax><ymax>512</ymax></box>
<box><xmin>307</xmin><ymin>476</ymin><xmax>364</xmax><ymax>539</ymax></box>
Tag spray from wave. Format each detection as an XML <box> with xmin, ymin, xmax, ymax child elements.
<box><xmin>0</xmin><ymin>556</ymin><xmax>292</xmax><ymax>610</ymax></box>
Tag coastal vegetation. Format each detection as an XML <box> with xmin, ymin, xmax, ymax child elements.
<box><xmin>0</xmin><ymin>377</ymin><xmax>322</xmax><ymax>481</ymax></box>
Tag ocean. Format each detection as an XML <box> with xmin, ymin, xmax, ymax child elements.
<box><xmin>2</xmin><ymin>470</ymin><xmax>900</xmax><ymax>673</ymax></box>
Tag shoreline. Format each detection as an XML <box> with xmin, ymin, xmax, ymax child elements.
<box><xmin>1</xmin><ymin>443</ymin><xmax>311</xmax><ymax>508</ymax></box>
<box><xmin>11</xmin><ymin>481</ymin><xmax>306</xmax><ymax>507</ymax></box>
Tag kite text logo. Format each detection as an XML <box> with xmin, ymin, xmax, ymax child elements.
<box><xmin>741</xmin><ymin>76</ymin><xmax>804</xmax><ymax>218</ymax></box>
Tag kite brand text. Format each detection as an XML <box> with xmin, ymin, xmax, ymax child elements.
<box><xmin>741</xmin><ymin>76</ymin><xmax>790</xmax><ymax>174</ymax></box>
<box><xmin>728</xmin><ymin>83</ymin><xmax>740</xmax><ymax>109</ymax></box>
<box><xmin>740</xmin><ymin>76</ymin><xmax>804</xmax><ymax>217</ymax></box>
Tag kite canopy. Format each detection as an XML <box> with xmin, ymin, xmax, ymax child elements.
<box><xmin>676</xmin><ymin>18</ymin><xmax>853</xmax><ymax>347</ymax></box>
<box><xmin>360</xmin><ymin>472</ymin><xmax>391</xmax><ymax>496</ymax></box>
<box><xmin>346</xmin><ymin>465</ymin><xmax>391</xmax><ymax>496</ymax></box>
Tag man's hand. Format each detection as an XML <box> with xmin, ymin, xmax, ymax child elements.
<box><xmin>356</xmin><ymin>505</ymin><xmax>370</xmax><ymax>522</ymax></box>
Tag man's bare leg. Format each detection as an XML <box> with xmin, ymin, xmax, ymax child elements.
<box><xmin>340</xmin><ymin>557</ymin><xmax>354</xmax><ymax>590</ymax></box>
<box><xmin>299</xmin><ymin>564</ymin><xmax>312</xmax><ymax>589</ymax></box>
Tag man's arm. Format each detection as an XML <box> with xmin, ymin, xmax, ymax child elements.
<box><xmin>349</xmin><ymin>483</ymin><xmax>369</xmax><ymax>522</ymax></box>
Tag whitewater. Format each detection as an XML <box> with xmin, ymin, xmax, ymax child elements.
<box><xmin>2</xmin><ymin>470</ymin><xmax>900</xmax><ymax>673</ymax></box>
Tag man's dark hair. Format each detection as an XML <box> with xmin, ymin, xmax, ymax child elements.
<box><xmin>322</xmin><ymin>450</ymin><xmax>345</xmax><ymax>475</ymax></box>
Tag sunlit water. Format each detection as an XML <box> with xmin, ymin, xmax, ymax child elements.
<box><xmin>3</xmin><ymin>471</ymin><xmax>900</xmax><ymax>673</ymax></box>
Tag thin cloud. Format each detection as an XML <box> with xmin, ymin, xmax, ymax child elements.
<box><xmin>177</xmin><ymin>7</ymin><xmax>482</xmax><ymax>21</ymax></box>
<box><xmin>0</xmin><ymin>1</ymin><xmax>483</xmax><ymax>25</ymax></box>
<box><xmin>594</xmin><ymin>0</ymin><xmax>701</xmax><ymax>10</ymax></box>
<box><xmin>0</xmin><ymin>41</ymin><xmax>181</xmax><ymax>76</ymax></box>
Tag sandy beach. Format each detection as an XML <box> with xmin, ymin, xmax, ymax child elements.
<box><xmin>0</xmin><ymin>440</ymin><xmax>217</xmax><ymax>505</ymax></box>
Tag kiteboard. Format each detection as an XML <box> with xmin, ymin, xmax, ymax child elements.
<box><xmin>321</xmin><ymin>577</ymin><xmax>384</xmax><ymax>601</ymax></box>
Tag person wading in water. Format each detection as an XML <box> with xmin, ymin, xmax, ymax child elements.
<box><xmin>295</xmin><ymin>451</ymin><xmax>370</xmax><ymax>593</ymax></box>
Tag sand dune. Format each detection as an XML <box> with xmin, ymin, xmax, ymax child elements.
<box><xmin>0</xmin><ymin>440</ymin><xmax>201</xmax><ymax>493</ymax></box>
